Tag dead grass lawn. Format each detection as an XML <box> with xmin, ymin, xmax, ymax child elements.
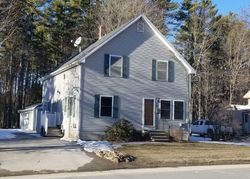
<box><xmin>116</xmin><ymin>143</ymin><xmax>250</xmax><ymax>167</ymax></box>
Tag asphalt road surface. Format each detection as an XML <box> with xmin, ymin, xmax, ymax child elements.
<box><xmin>2</xmin><ymin>165</ymin><xmax>250</xmax><ymax>179</ymax></box>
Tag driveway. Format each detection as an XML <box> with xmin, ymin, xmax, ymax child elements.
<box><xmin>0</xmin><ymin>129</ymin><xmax>93</xmax><ymax>176</ymax></box>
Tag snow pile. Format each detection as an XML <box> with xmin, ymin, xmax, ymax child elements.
<box><xmin>0</xmin><ymin>129</ymin><xmax>17</xmax><ymax>140</ymax></box>
<box><xmin>77</xmin><ymin>140</ymin><xmax>136</xmax><ymax>163</ymax></box>
<box><xmin>77</xmin><ymin>140</ymin><xmax>113</xmax><ymax>153</ymax></box>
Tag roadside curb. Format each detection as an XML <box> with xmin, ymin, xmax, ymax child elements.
<box><xmin>2</xmin><ymin>164</ymin><xmax>250</xmax><ymax>179</ymax></box>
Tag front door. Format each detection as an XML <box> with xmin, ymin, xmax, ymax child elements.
<box><xmin>144</xmin><ymin>99</ymin><xmax>154</xmax><ymax>126</ymax></box>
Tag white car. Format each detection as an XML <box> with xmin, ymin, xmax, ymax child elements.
<box><xmin>190</xmin><ymin>119</ymin><xmax>216</xmax><ymax>138</ymax></box>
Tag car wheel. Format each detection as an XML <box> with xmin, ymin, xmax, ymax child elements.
<box><xmin>207</xmin><ymin>129</ymin><xmax>214</xmax><ymax>138</ymax></box>
<box><xmin>40</xmin><ymin>126</ymin><xmax>45</xmax><ymax>137</ymax></box>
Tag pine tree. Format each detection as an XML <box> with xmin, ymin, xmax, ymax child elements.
<box><xmin>176</xmin><ymin>0</ymin><xmax>225</xmax><ymax>120</ymax></box>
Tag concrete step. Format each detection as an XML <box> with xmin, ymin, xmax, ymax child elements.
<box><xmin>46</xmin><ymin>127</ymin><xmax>63</xmax><ymax>137</ymax></box>
<box><xmin>151</xmin><ymin>135</ymin><xmax>169</xmax><ymax>139</ymax></box>
<box><xmin>151</xmin><ymin>138</ymin><xmax>169</xmax><ymax>142</ymax></box>
<box><xmin>149</xmin><ymin>130</ymin><xmax>169</xmax><ymax>142</ymax></box>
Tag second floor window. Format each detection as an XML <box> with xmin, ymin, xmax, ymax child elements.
<box><xmin>110</xmin><ymin>55</ymin><xmax>123</xmax><ymax>77</ymax></box>
<box><xmin>104</xmin><ymin>54</ymin><xmax>129</xmax><ymax>78</ymax></box>
<box><xmin>152</xmin><ymin>59</ymin><xmax>175</xmax><ymax>82</ymax></box>
<box><xmin>157</xmin><ymin>61</ymin><xmax>167</xmax><ymax>81</ymax></box>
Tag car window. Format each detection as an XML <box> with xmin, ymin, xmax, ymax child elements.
<box><xmin>193</xmin><ymin>121</ymin><xmax>199</xmax><ymax>125</ymax></box>
<box><xmin>200</xmin><ymin>121</ymin><xmax>203</xmax><ymax>125</ymax></box>
<box><xmin>205</xmin><ymin>121</ymin><xmax>211</xmax><ymax>125</ymax></box>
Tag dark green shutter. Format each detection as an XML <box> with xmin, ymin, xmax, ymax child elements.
<box><xmin>94</xmin><ymin>95</ymin><xmax>100</xmax><ymax>118</ymax></box>
<box><xmin>113</xmin><ymin>96</ymin><xmax>119</xmax><ymax>118</ymax></box>
<box><xmin>168</xmin><ymin>61</ymin><xmax>175</xmax><ymax>82</ymax></box>
<box><xmin>152</xmin><ymin>59</ymin><xmax>157</xmax><ymax>81</ymax></box>
<box><xmin>104</xmin><ymin>54</ymin><xmax>110</xmax><ymax>77</ymax></box>
<box><xmin>122</xmin><ymin>56</ymin><xmax>129</xmax><ymax>78</ymax></box>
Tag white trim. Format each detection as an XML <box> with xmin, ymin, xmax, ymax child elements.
<box><xmin>156</xmin><ymin>60</ymin><xmax>168</xmax><ymax>81</ymax></box>
<box><xmin>109</xmin><ymin>55</ymin><xmax>123</xmax><ymax>77</ymax></box>
<box><xmin>142</xmin><ymin>98</ymin><xmax>155</xmax><ymax>128</ymax></box>
<box><xmin>159</xmin><ymin>99</ymin><xmax>171</xmax><ymax>120</ymax></box>
<box><xmin>99</xmin><ymin>95</ymin><xmax>114</xmax><ymax>118</ymax></box>
<box><xmin>173</xmin><ymin>100</ymin><xmax>185</xmax><ymax>121</ymax></box>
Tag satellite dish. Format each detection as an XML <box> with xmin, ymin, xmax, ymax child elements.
<box><xmin>74</xmin><ymin>37</ymin><xmax>82</xmax><ymax>47</ymax></box>
<box><xmin>73</xmin><ymin>37</ymin><xmax>82</xmax><ymax>52</ymax></box>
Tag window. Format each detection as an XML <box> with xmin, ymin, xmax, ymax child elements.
<box><xmin>152</xmin><ymin>60</ymin><xmax>175</xmax><ymax>82</ymax></box>
<box><xmin>52</xmin><ymin>102</ymin><xmax>57</xmax><ymax>113</ymax></box>
<box><xmin>205</xmin><ymin>120</ymin><xmax>212</xmax><ymax>125</ymax></box>
<box><xmin>200</xmin><ymin>121</ymin><xmax>203</xmax><ymax>125</ymax></box>
<box><xmin>100</xmin><ymin>96</ymin><xmax>113</xmax><ymax>117</ymax></box>
<box><xmin>174</xmin><ymin>101</ymin><xmax>184</xmax><ymax>120</ymax></box>
<box><xmin>109</xmin><ymin>55</ymin><xmax>123</xmax><ymax>77</ymax></box>
<box><xmin>157</xmin><ymin>61</ymin><xmax>167</xmax><ymax>81</ymax></box>
<box><xmin>160</xmin><ymin>100</ymin><xmax>171</xmax><ymax>119</ymax></box>
<box><xmin>137</xmin><ymin>22</ymin><xmax>144</xmax><ymax>32</ymax></box>
<box><xmin>192</xmin><ymin>121</ymin><xmax>199</xmax><ymax>125</ymax></box>
<box><xmin>66</xmin><ymin>97</ymin><xmax>76</xmax><ymax>117</ymax></box>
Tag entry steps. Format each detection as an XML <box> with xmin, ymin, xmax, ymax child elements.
<box><xmin>46</xmin><ymin>127</ymin><xmax>63</xmax><ymax>137</ymax></box>
<box><xmin>149</xmin><ymin>130</ymin><xmax>169</xmax><ymax>142</ymax></box>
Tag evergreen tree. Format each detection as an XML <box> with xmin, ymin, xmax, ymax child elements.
<box><xmin>176</xmin><ymin>0</ymin><xmax>225</xmax><ymax>120</ymax></box>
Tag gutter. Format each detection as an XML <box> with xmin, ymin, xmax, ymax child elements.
<box><xmin>41</xmin><ymin>56</ymin><xmax>86</xmax><ymax>81</ymax></box>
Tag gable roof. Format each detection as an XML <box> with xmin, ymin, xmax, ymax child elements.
<box><xmin>43</xmin><ymin>15</ymin><xmax>196</xmax><ymax>80</ymax></box>
<box><xmin>243</xmin><ymin>90</ymin><xmax>250</xmax><ymax>99</ymax></box>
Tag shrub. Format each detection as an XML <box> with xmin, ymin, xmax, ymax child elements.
<box><xmin>105</xmin><ymin>119</ymin><xmax>134</xmax><ymax>142</ymax></box>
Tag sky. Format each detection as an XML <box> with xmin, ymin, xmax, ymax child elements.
<box><xmin>173</xmin><ymin>0</ymin><xmax>250</xmax><ymax>15</ymax></box>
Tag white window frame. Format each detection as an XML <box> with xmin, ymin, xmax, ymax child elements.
<box><xmin>109</xmin><ymin>55</ymin><xmax>123</xmax><ymax>77</ymax></box>
<box><xmin>173</xmin><ymin>100</ymin><xmax>185</xmax><ymax>120</ymax></box>
<box><xmin>99</xmin><ymin>95</ymin><xmax>114</xmax><ymax>118</ymax></box>
<box><xmin>160</xmin><ymin>99</ymin><xmax>171</xmax><ymax>120</ymax></box>
<box><xmin>156</xmin><ymin>60</ymin><xmax>168</xmax><ymax>81</ymax></box>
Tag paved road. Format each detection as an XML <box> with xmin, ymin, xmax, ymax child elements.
<box><xmin>2</xmin><ymin>165</ymin><xmax>250</xmax><ymax>179</ymax></box>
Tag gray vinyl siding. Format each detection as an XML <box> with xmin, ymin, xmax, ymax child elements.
<box><xmin>80</xmin><ymin>18</ymin><xmax>190</xmax><ymax>138</ymax></box>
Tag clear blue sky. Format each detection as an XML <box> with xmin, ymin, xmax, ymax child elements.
<box><xmin>173</xmin><ymin>0</ymin><xmax>250</xmax><ymax>15</ymax></box>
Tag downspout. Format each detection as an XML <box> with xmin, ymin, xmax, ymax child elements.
<box><xmin>188</xmin><ymin>73</ymin><xmax>192</xmax><ymax>131</ymax></box>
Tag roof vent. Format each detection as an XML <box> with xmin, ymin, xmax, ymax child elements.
<box><xmin>137</xmin><ymin>22</ymin><xmax>144</xmax><ymax>33</ymax></box>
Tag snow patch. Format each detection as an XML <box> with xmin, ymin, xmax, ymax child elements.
<box><xmin>189</xmin><ymin>136</ymin><xmax>212</xmax><ymax>142</ymax></box>
<box><xmin>201</xmin><ymin>141</ymin><xmax>250</xmax><ymax>147</ymax></box>
<box><xmin>77</xmin><ymin>140</ymin><xmax>113</xmax><ymax>153</ymax></box>
<box><xmin>0</xmin><ymin>129</ymin><xmax>40</xmax><ymax>140</ymax></box>
<box><xmin>60</xmin><ymin>137</ymin><xmax>77</xmax><ymax>142</ymax></box>
<box><xmin>0</xmin><ymin>129</ymin><xmax>17</xmax><ymax>139</ymax></box>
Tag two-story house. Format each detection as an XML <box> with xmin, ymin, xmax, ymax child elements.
<box><xmin>19</xmin><ymin>15</ymin><xmax>196</xmax><ymax>140</ymax></box>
